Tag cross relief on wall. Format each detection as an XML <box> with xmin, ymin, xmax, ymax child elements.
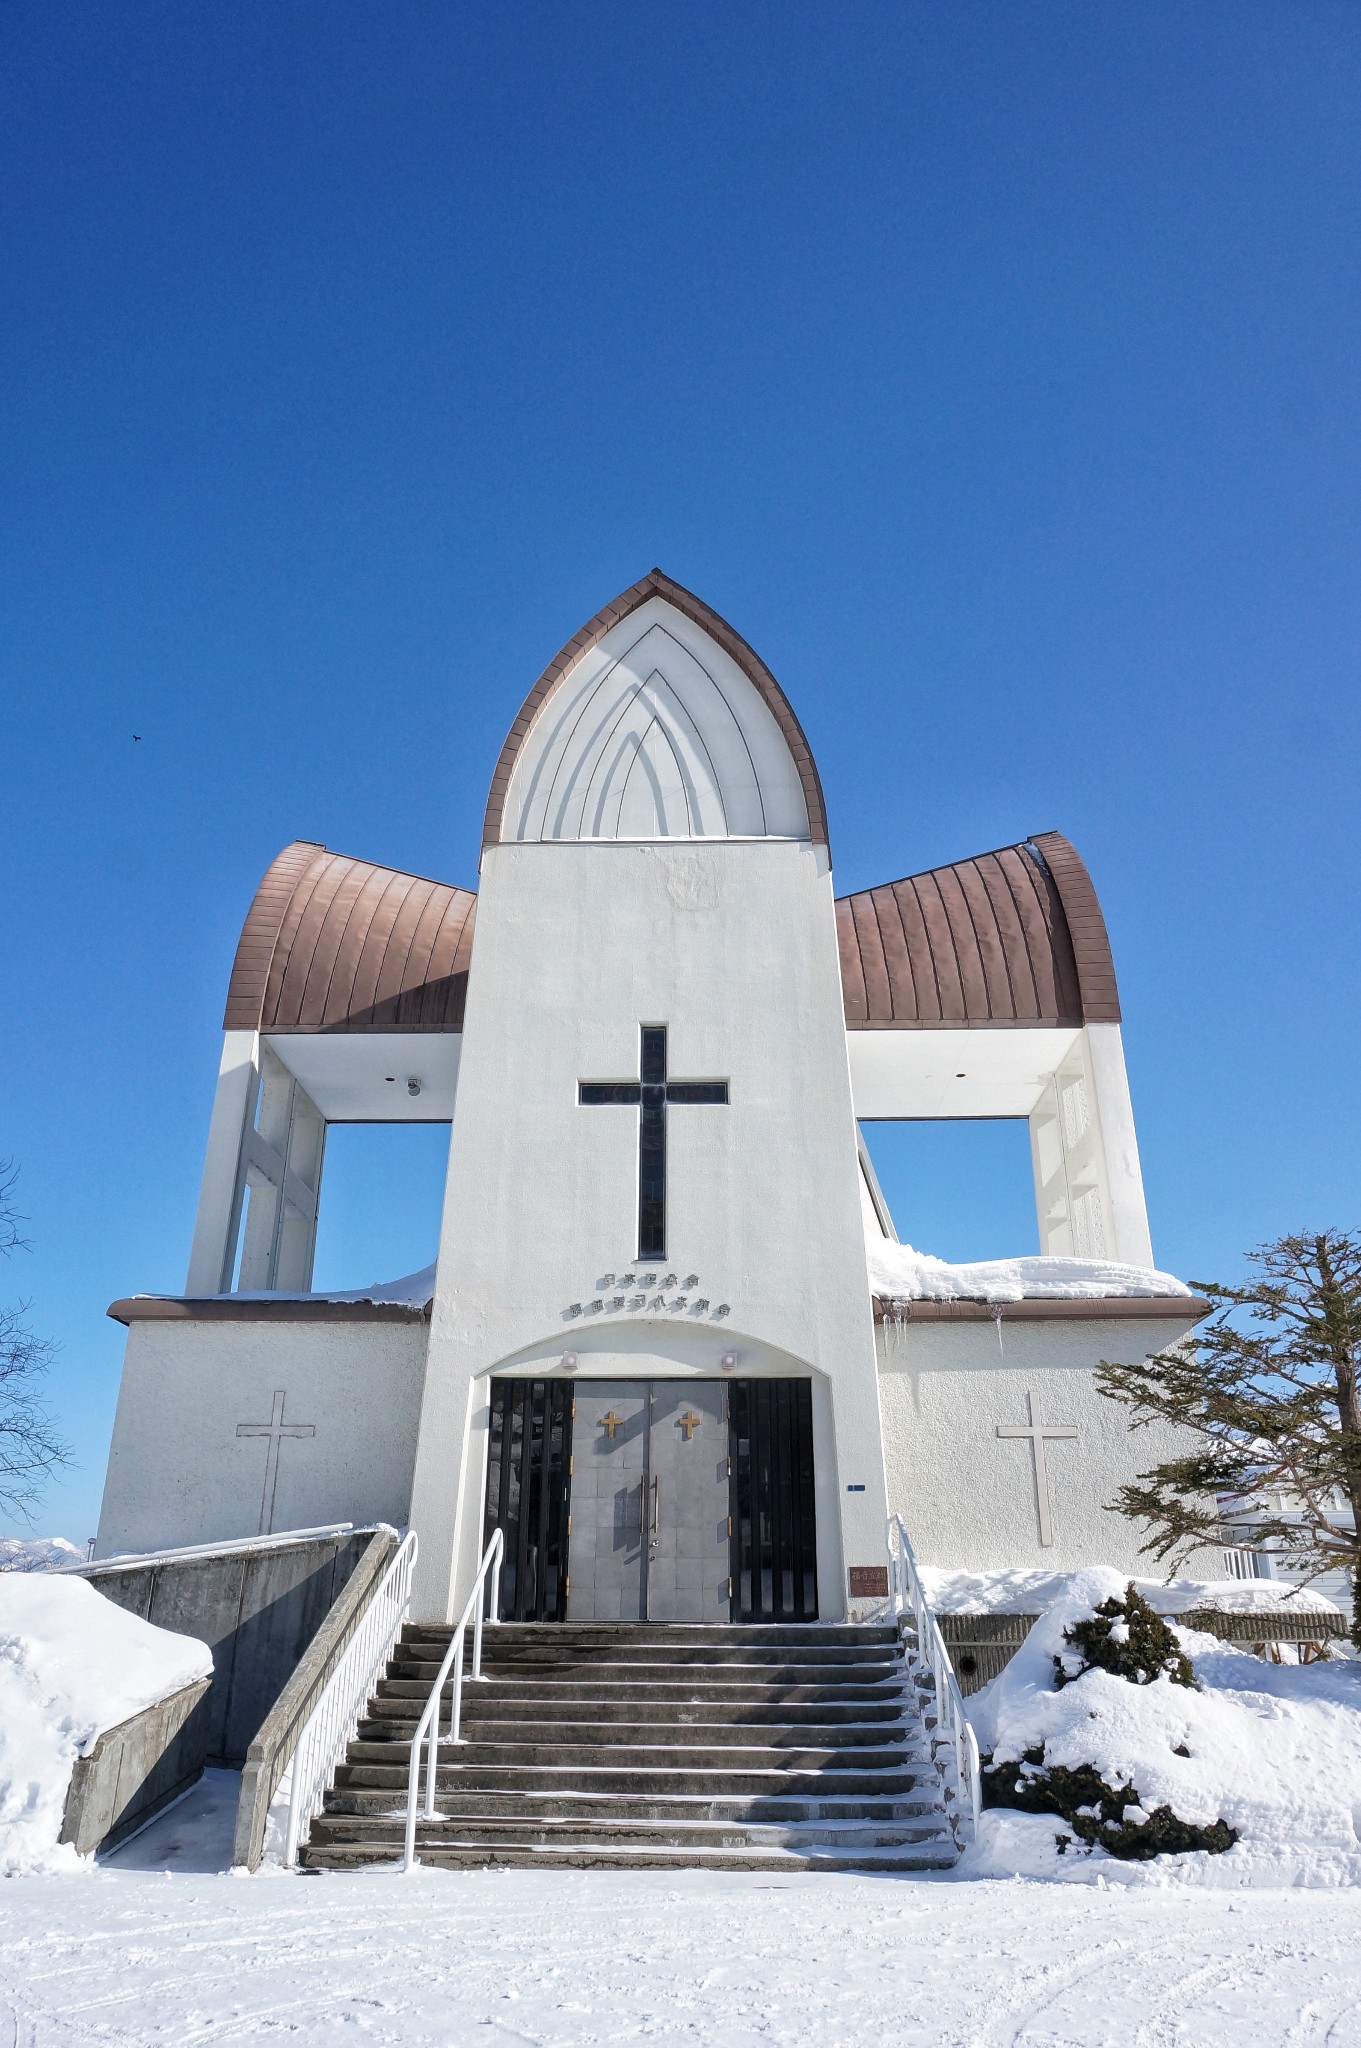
<box><xmin>996</xmin><ymin>1390</ymin><xmax>1078</xmax><ymax>1549</ymax></box>
<box><xmin>237</xmin><ymin>1390</ymin><xmax>315</xmax><ymax>1536</ymax></box>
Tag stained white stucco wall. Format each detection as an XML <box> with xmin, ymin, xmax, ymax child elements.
<box><xmin>408</xmin><ymin>836</ymin><xmax>888</xmax><ymax>1623</ymax></box>
<box><xmin>96</xmin><ymin>1316</ymin><xmax>429</xmax><ymax>1557</ymax></box>
<box><xmin>877</xmin><ymin>1311</ymin><xmax>1219</xmax><ymax>1576</ymax></box>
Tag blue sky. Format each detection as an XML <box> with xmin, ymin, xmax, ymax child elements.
<box><xmin>3</xmin><ymin>2</ymin><xmax>1358</xmax><ymax>1542</ymax></box>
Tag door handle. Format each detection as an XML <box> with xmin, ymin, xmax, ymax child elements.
<box><xmin>650</xmin><ymin>1475</ymin><xmax>660</xmax><ymax>1544</ymax></box>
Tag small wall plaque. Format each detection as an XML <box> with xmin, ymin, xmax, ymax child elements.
<box><xmin>847</xmin><ymin>1565</ymin><xmax>889</xmax><ymax>1598</ymax></box>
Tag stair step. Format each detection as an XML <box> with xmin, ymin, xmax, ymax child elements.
<box><xmin>377</xmin><ymin>1677</ymin><xmax>904</xmax><ymax>1706</ymax></box>
<box><xmin>358</xmin><ymin>1715</ymin><xmax>919</xmax><ymax>1751</ymax></box>
<box><xmin>402</xmin><ymin>1623</ymin><xmax>901</xmax><ymax>1648</ymax></box>
<box><xmin>308</xmin><ymin>1812</ymin><xmax>950</xmax><ymax>1850</ymax></box>
<box><xmin>342</xmin><ymin>1739</ymin><xmax>916</xmax><ymax>1771</ymax></box>
<box><xmin>323</xmin><ymin>1789</ymin><xmax>944</xmax><ymax>1822</ymax></box>
<box><xmin>398</xmin><ymin>1644</ymin><xmax>899</xmax><ymax>1670</ymax></box>
<box><xmin>300</xmin><ymin>1840</ymin><xmax>956</xmax><ymax>1872</ymax></box>
<box><xmin>335</xmin><ymin>1763</ymin><xmax>935</xmax><ymax>1797</ymax></box>
<box><xmin>370</xmin><ymin>1689</ymin><xmax>908</xmax><ymax>1724</ymax></box>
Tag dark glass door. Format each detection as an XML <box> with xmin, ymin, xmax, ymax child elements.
<box><xmin>483</xmin><ymin>1379</ymin><xmax>573</xmax><ymax>1622</ymax></box>
<box><xmin>728</xmin><ymin>1378</ymin><xmax>818</xmax><ymax>1621</ymax></box>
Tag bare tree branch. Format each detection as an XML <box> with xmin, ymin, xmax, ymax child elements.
<box><xmin>0</xmin><ymin>1163</ymin><xmax>69</xmax><ymax>1526</ymax></box>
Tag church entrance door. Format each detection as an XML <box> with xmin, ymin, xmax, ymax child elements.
<box><xmin>483</xmin><ymin>1376</ymin><xmax>819</xmax><ymax>1624</ymax></box>
<box><xmin>567</xmin><ymin>1380</ymin><xmax>730</xmax><ymax>1623</ymax></box>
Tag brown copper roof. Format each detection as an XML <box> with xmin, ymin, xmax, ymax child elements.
<box><xmin>836</xmin><ymin>831</ymin><xmax>1120</xmax><ymax>1029</ymax></box>
<box><xmin>224</xmin><ymin>830</ymin><xmax>1116</xmax><ymax>1038</ymax></box>
<box><xmin>224</xmin><ymin>843</ymin><xmax>477</xmax><ymax>1034</ymax></box>
<box><xmin>481</xmin><ymin>568</ymin><xmax>830</xmax><ymax>850</ymax></box>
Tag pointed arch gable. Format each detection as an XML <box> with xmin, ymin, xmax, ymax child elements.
<box><xmin>482</xmin><ymin>568</ymin><xmax>830</xmax><ymax>850</ymax></box>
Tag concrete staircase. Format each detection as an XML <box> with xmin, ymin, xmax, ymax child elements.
<box><xmin>301</xmin><ymin>1619</ymin><xmax>960</xmax><ymax>1871</ymax></box>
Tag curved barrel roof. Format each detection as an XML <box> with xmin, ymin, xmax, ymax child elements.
<box><xmin>223</xmin><ymin>842</ymin><xmax>477</xmax><ymax>1034</ymax></box>
<box><xmin>224</xmin><ymin>830</ymin><xmax>1116</xmax><ymax>1037</ymax></box>
<box><xmin>836</xmin><ymin>831</ymin><xmax>1120</xmax><ymax>1028</ymax></box>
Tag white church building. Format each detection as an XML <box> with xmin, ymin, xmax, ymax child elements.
<box><xmin>98</xmin><ymin>569</ymin><xmax>1205</xmax><ymax>1626</ymax></box>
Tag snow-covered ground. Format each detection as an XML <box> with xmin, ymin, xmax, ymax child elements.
<box><xmin>0</xmin><ymin>1775</ymin><xmax>1355</xmax><ymax>2047</ymax></box>
<box><xmin>5</xmin><ymin>1572</ymin><xmax>1361</xmax><ymax>2040</ymax></box>
<box><xmin>0</xmin><ymin>1573</ymin><xmax>212</xmax><ymax>1878</ymax></box>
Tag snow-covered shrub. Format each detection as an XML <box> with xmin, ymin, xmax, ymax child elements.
<box><xmin>1054</xmin><ymin>1581</ymin><xmax>1195</xmax><ymax>1691</ymax></box>
<box><xmin>961</xmin><ymin>1568</ymin><xmax>1361</xmax><ymax>1885</ymax></box>
<box><xmin>983</xmin><ymin>1745</ymin><xmax>1236</xmax><ymax>1859</ymax></box>
<box><xmin>974</xmin><ymin>1569</ymin><xmax>1240</xmax><ymax>1865</ymax></box>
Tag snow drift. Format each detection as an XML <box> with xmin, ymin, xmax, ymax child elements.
<box><xmin>0</xmin><ymin>1573</ymin><xmax>212</xmax><ymax>1876</ymax></box>
<box><xmin>962</xmin><ymin>1567</ymin><xmax>1361</xmax><ymax>1887</ymax></box>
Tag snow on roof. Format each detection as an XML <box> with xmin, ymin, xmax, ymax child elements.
<box><xmin>235</xmin><ymin>1262</ymin><xmax>438</xmax><ymax>1307</ymax></box>
<box><xmin>866</xmin><ymin>1235</ymin><xmax>1192</xmax><ymax>1305</ymax></box>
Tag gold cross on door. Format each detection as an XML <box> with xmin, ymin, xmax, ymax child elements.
<box><xmin>599</xmin><ymin>1409</ymin><xmax>624</xmax><ymax>1439</ymax></box>
<box><xmin>678</xmin><ymin>1410</ymin><xmax>702</xmax><ymax>1440</ymax></box>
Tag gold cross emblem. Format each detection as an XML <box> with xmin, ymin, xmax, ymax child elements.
<box><xmin>599</xmin><ymin>1410</ymin><xmax>624</xmax><ymax>1439</ymax></box>
<box><xmin>678</xmin><ymin>1410</ymin><xmax>702</xmax><ymax>1441</ymax></box>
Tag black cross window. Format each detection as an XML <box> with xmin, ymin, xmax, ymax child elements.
<box><xmin>579</xmin><ymin>1026</ymin><xmax>728</xmax><ymax>1258</ymax></box>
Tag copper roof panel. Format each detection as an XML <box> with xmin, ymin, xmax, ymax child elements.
<box><xmin>224</xmin><ymin>844</ymin><xmax>476</xmax><ymax>1035</ymax></box>
<box><xmin>835</xmin><ymin>833</ymin><xmax>1118</xmax><ymax>1028</ymax></box>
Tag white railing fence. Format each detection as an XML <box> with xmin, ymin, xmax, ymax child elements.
<box><xmin>403</xmin><ymin>1524</ymin><xmax>504</xmax><ymax>1873</ymax></box>
<box><xmin>284</xmin><ymin>1530</ymin><xmax>419</xmax><ymax>1865</ymax></box>
<box><xmin>1220</xmin><ymin>1544</ymin><xmax>1276</xmax><ymax>1581</ymax></box>
<box><xmin>885</xmin><ymin>1513</ymin><xmax>982</xmax><ymax>1847</ymax></box>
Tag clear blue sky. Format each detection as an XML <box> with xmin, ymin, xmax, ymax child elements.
<box><xmin>3</xmin><ymin>2</ymin><xmax>1358</xmax><ymax>1543</ymax></box>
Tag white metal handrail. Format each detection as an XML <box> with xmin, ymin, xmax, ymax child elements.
<box><xmin>1221</xmin><ymin>1544</ymin><xmax>1275</xmax><ymax>1580</ymax></box>
<box><xmin>402</xmin><ymin>1525</ymin><xmax>504</xmax><ymax>1873</ymax></box>
<box><xmin>285</xmin><ymin>1529</ymin><xmax>419</xmax><ymax>1865</ymax></box>
<box><xmin>886</xmin><ymin>1513</ymin><xmax>982</xmax><ymax>1845</ymax></box>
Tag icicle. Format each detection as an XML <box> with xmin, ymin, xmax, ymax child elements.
<box><xmin>991</xmin><ymin>1304</ymin><xmax>1005</xmax><ymax>1360</ymax></box>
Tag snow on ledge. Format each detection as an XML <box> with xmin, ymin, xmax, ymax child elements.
<box><xmin>130</xmin><ymin>1263</ymin><xmax>440</xmax><ymax>1310</ymax></box>
<box><xmin>866</xmin><ymin>1236</ymin><xmax>1192</xmax><ymax>1305</ymax></box>
<box><xmin>231</xmin><ymin>1263</ymin><xmax>438</xmax><ymax>1307</ymax></box>
<box><xmin>920</xmin><ymin>1565</ymin><xmax>1342</xmax><ymax>1616</ymax></box>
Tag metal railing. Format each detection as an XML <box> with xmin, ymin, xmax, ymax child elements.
<box><xmin>282</xmin><ymin>1530</ymin><xmax>419</xmax><ymax>1866</ymax></box>
<box><xmin>402</xmin><ymin>1525</ymin><xmax>504</xmax><ymax>1873</ymax></box>
<box><xmin>1220</xmin><ymin>1544</ymin><xmax>1276</xmax><ymax>1581</ymax></box>
<box><xmin>886</xmin><ymin>1513</ymin><xmax>981</xmax><ymax>1846</ymax></box>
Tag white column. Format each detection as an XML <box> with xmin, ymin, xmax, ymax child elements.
<box><xmin>186</xmin><ymin>1032</ymin><xmax>260</xmax><ymax>1295</ymax></box>
<box><xmin>1084</xmin><ymin>1022</ymin><xmax>1154</xmax><ymax>1268</ymax></box>
<box><xmin>237</xmin><ymin>1047</ymin><xmax>327</xmax><ymax>1292</ymax></box>
<box><xmin>1028</xmin><ymin>1025</ymin><xmax>1153</xmax><ymax>1268</ymax></box>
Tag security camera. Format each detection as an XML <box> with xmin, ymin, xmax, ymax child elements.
<box><xmin>406</xmin><ymin>1078</ymin><xmax>422</xmax><ymax>1097</ymax></box>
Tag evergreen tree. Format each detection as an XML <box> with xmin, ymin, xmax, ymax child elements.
<box><xmin>1095</xmin><ymin>1231</ymin><xmax>1361</xmax><ymax>1649</ymax></box>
